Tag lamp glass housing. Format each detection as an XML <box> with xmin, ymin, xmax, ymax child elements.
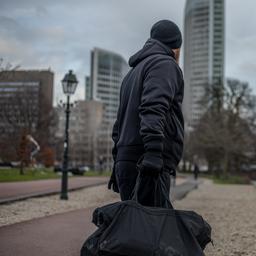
<box><xmin>61</xmin><ymin>70</ymin><xmax>78</xmax><ymax>95</ymax></box>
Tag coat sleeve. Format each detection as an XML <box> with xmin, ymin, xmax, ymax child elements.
<box><xmin>139</xmin><ymin>59</ymin><xmax>179</xmax><ymax>171</ymax></box>
<box><xmin>112</xmin><ymin>84</ymin><xmax>123</xmax><ymax>163</ymax></box>
<box><xmin>111</xmin><ymin>118</ymin><xmax>118</xmax><ymax>162</ymax></box>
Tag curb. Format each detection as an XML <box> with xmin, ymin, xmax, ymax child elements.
<box><xmin>0</xmin><ymin>179</ymin><xmax>201</xmax><ymax>205</ymax></box>
<box><xmin>171</xmin><ymin>179</ymin><xmax>202</xmax><ymax>201</ymax></box>
<box><xmin>0</xmin><ymin>181</ymin><xmax>108</xmax><ymax>205</ymax></box>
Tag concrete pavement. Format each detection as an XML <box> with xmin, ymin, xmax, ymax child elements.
<box><xmin>0</xmin><ymin>207</ymin><xmax>95</xmax><ymax>256</ymax></box>
<box><xmin>171</xmin><ymin>178</ymin><xmax>200</xmax><ymax>201</ymax></box>
<box><xmin>0</xmin><ymin>177</ymin><xmax>108</xmax><ymax>204</ymax></box>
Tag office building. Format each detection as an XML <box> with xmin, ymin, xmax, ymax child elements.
<box><xmin>86</xmin><ymin>48</ymin><xmax>128</xmax><ymax>170</ymax></box>
<box><xmin>183</xmin><ymin>0</ymin><xmax>225</xmax><ymax>128</ymax></box>
<box><xmin>85</xmin><ymin>76</ymin><xmax>91</xmax><ymax>100</ymax></box>
<box><xmin>89</xmin><ymin>47</ymin><xmax>128</xmax><ymax>124</ymax></box>
<box><xmin>55</xmin><ymin>100</ymin><xmax>104</xmax><ymax>169</ymax></box>
<box><xmin>0</xmin><ymin>70</ymin><xmax>54</xmax><ymax>161</ymax></box>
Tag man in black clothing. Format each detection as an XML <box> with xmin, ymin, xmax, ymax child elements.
<box><xmin>108</xmin><ymin>20</ymin><xmax>184</xmax><ymax>206</ymax></box>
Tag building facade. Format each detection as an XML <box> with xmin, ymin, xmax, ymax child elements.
<box><xmin>86</xmin><ymin>48</ymin><xmax>129</xmax><ymax>170</ymax></box>
<box><xmin>89</xmin><ymin>47</ymin><xmax>128</xmax><ymax>124</ymax></box>
<box><xmin>183</xmin><ymin>0</ymin><xmax>225</xmax><ymax>128</ymax></box>
<box><xmin>55</xmin><ymin>100</ymin><xmax>104</xmax><ymax>169</ymax></box>
<box><xmin>85</xmin><ymin>76</ymin><xmax>91</xmax><ymax>100</ymax></box>
<box><xmin>0</xmin><ymin>70</ymin><xmax>54</xmax><ymax>162</ymax></box>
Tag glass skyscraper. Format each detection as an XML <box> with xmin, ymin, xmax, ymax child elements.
<box><xmin>86</xmin><ymin>47</ymin><xmax>128</xmax><ymax>170</ymax></box>
<box><xmin>89</xmin><ymin>47</ymin><xmax>128</xmax><ymax>124</ymax></box>
<box><xmin>183</xmin><ymin>0</ymin><xmax>225</xmax><ymax>128</ymax></box>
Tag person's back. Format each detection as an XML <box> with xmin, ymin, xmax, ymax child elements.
<box><xmin>108</xmin><ymin>20</ymin><xmax>185</xmax><ymax>206</ymax></box>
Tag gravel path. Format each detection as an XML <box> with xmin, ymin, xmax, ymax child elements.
<box><xmin>2</xmin><ymin>178</ymin><xmax>255</xmax><ymax>255</ymax></box>
<box><xmin>174</xmin><ymin>179</ymin><xmax>256</xmax><ymax>256</ymax></box>
<box><xmin>0</xmin><ymin>177</ymin><xmax>108</xmax><ymax>204</ymax></box>
<box><xmin>0</xmin><ymin>184</ymin><xmax>119</xmax><ymax>227</ymax></box>
<box><xmin>0</xmin><ymin>177</ymin><xmax>185</xmax><ymax>227</ymax></box>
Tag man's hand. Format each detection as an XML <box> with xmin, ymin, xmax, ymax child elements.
<box><xmin>138</xmin><ymin>163</ymin><xmax>162</xmax><ymax>177</ymax></box>
<box><xmin>108</xmin><ymin>167</ymin><xmax>119</xmax><ymax>193</ymax></box>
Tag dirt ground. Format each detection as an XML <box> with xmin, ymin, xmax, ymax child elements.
<box><xmin>174</xmin><ymin>179</ymin><xmax>256</xmax><ymax>256</ymax></box>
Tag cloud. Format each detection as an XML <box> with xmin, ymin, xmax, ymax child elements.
<box><xmin>0</xmin><ymin>16</ymin><xmax>33</xmax><ymax>41</ymax></box>
<box><xmin>0</xmin><ymin>0</ymin><xmax>256</xmax><ymax>103</ymax></box>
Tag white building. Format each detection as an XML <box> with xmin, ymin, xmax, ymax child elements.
<box><xmin>183</xmin><ymin>0</ymin><xmax>225</xmax><ymax>128</ymax></box>
<box><xmin>86</xmin><ymin>48</ymin><xmax>129</xmax><ymax>170</ymax></box>
<box><xmin>88</xmin><ymin>47</ymin><xmax>128</xmax><ymax>124</ymax></box>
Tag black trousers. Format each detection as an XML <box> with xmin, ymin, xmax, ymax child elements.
<box><xmin>115</xmin><ymin>160</ymin><xmax>171</xmax><ymax>207</ymax></box>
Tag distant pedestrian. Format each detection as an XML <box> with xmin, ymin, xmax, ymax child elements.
<box><xmin>98</xmin><ymin>155</ymin><xmax>104</xmax><ymax>175</ymax></box>
<box><xmin>108</xmin><ymin>20</ymin><xmax>184</xmax><ymax>206</ymax></box>
<box><xmin>193</xmin><ymin>163</ymin><xmax>199</xmax><ymax>180</ymax></box>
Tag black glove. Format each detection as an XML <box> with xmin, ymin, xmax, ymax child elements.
<box><xmin>138</xmin><ymin>163</ymin><xmax>162</xmax><ymax>177</ymax></box>
<box><xmin>108</xmin><ymin>166</ymin><xmax>119</xmax><ymax>193</ymax></box>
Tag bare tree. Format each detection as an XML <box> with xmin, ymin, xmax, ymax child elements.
<box><xmin>0</xmin><ymin>58</ymin><xmax>20</xmax><ymax>76</ymax></box>
<box><xmin>190</xmin><ymin>79</ymin><xmax>256</xmax><ymax>177</ymax></box>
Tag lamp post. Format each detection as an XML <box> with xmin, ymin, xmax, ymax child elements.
<box><xmin>60</xmin><ymin>70</ymin><xmax>78</xmax><ymax>200</ymax></box>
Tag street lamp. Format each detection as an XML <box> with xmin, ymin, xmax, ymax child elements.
<box><xmin>60</xmin><ymin>70</ymin><xmax>78</xmax><ymax>200</ymax></box>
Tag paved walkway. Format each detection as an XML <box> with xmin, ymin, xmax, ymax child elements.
<box><xmin>0</xmin><ymin>179</ymin><xmax>197</xmax><ymax>256</ymax></box>
<box><xmin>0</xmin><ymin>207</ymin><xmax>95</xmax><ymax>256</ymax></box>
<box><xmin>0</xmin><ymin>177</ymin><xmax>108</xmax><ymax>204</ymax></box>
<box><xmin>171</xmin><ymin>178</ymin><xmax>199</xmax><ymax>201</ymax></box>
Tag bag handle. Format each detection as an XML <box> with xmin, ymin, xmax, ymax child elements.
<box><xmin>157</xmin><ymin>174</ymin><xmax>173</xmax><ymax>209</ymax></box>
<box><xmin>130</xmin><ymin>170</ymin><xmax>142</xmax><ymax>202</ymax></box>
<box><xmin>131</xmin><ymin>171</ymin><xmax>173</xmax><ymax>209</ymax></box>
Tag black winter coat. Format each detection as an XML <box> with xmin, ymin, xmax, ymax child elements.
<box><xmin>112</xmin><ymin>38</ymin><xmax>184</xmax><ymax>175</ymax></box>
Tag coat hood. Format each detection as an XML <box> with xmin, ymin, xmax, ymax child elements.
<box><xmin>128</xmin><ymin>38</ymin><xmax>175</xmax><ymax>67</ymax></box>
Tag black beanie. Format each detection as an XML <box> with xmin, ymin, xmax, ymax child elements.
<box><xmin>150</xmin><ymin>20</ymin><xmax>182</xmax><ymax>49</ymax></box>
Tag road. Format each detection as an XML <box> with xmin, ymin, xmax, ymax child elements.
<box><xmin>0</xmin><ymin>176</ymin><xmax>108</xmax><ymax>204</ymax></box>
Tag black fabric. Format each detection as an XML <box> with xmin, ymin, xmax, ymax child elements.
<box><xmin>81</xmin><ymin>175</ymin><xmax>212</xmax><ymax>256</ymax></box>
<box><xmin>115</xmin><ymin>161</ymin><xmax>138</xmax><ymax>201</ymax></box>
<box><xmin>115</xmin><ymin>160</ymin><xmax>170</xmax><ymax>207</ymax></box>
<box><xmin>150</xmin><ymin>20</ymin><xmax>182</xmax><ymax>49</ymax></box>
<box><xmin>111</xmin><ymin>38</ymin><xmax>184</xmax><ymax>177</ymax></box>
<box><xmin>107</xmin><ymin>165</ymin><xmax>119</xmax><ymax>193</ymax></box>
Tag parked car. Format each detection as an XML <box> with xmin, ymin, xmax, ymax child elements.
<box><xmin>54</xmin><ymin>165</ymin><xmax>88</xmax><ymax>176</ymax></box>
<box><xmin>54</xmin><ymin>165</ymin><xmax>62</xmax><ymax>173</ymax></box>
<box><xmin>78</xmin><ymin>166</ymin><xmax>90</xmax><ymax>172</ymax></box>
<box><xmin>240</xmin><ymin>164</ymin><xmax>256</xmax><ymax>172</ymax></box>
<box><xmin>70</xmin><ymin>166</ymin><xmax>89</xmax><ymax>176</ymax></box>
<box><xmin>0</xmin><ymin>162</ymin><xmax>13</xmax><ymax>168</ymax></box>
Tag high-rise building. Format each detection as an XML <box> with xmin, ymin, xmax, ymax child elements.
<box><xmin>183</xmin><ymin>0</ymin><xmax>225</xmax><ymax>128</ymax></box>
<box><xmin>86</xmin><ymin>48</ymin><xmax>129</xmax><ymax>170</ymax></box>
<box><xmin>89</xmin><ymin>47</ymin><xmax>129</xmax><ymax>124</ymax></box>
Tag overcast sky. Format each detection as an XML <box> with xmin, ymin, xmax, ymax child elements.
<box><xmin>0</xmin><ymin>0</ymin><xmax>256</xmax><ymax>102</ymax></box>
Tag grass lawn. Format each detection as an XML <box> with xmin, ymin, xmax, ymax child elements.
<box><xmin>0</xmin><ymin>168</ymin><xmax>60</xmax><ymax>182</ymax></box>
<box><xmin>179</xmin><ymin>172</ymin><xmax>251</xmax><ymax>185</ymax></box>
<box><xmin>84</xmin><ymin>170</ymin><xmax>112</xmax><ymax>177</ymax></box>
<box><xmin>0</xmin><ymin>168</ymin><xmax>112</xmax><ymax>182</ymax></box>
<box><xmin>212</xmin><ymin>175</ymin><xmax>250</xmax><ymax>185</ymax></box>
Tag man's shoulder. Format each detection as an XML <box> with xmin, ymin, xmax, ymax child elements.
<box><xmin>146</xmin><ymin>54</ymin><xmax>183</xmax><ymax>77</ymax></box>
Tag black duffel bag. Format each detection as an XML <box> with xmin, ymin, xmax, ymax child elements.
<box><xmin>81</xmin><ymin>173</ymin><xmax>212</xmax><ymax>256</ymax></box>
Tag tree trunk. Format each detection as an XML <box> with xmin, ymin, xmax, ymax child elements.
<box><xmin>20</xmin><ymin>161</ymin><xmax>24</xmax><ymax>175</ymax></box>
<box><xmin>223</xmin><ymin>151</ymin><xmax>229</xmax><ymax>178</ymax></box>
<box><xmin>182</xmin><ymin>158</ymin><xmax>187</xmax><ymax>172</ymax></box>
